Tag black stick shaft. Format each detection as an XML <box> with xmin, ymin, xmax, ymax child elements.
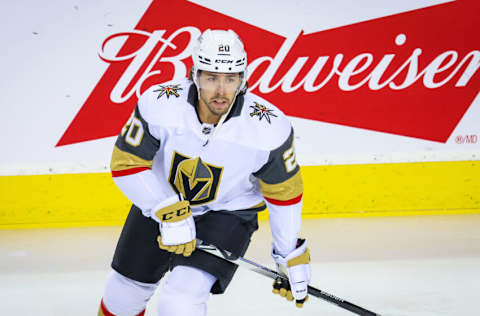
<box><xmin>196</xmin><ymin>239</ymin><xmax>381</xmax><ymax>316</ymax></box>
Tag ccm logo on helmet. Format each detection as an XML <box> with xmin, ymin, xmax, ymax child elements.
<box><xmin>215</xmin><ymin>59</ymin><xmax>233</xmax><ymax>64</ymax></box>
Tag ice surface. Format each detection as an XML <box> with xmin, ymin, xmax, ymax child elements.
<box><xmin>1</xmin><ymin>215</ymin><xmax>479</xmax><ymax>315</ymax></box>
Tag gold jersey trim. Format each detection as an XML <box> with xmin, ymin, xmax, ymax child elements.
<box><xmin>259</xmin><ymin>171</ymin><xmax>303</xmax><ymax>201</ymax></box>
<box><xmin>110</xmin><ymin>146</ymin><xmax>154</xmax><ymax>172</ymax></box>
<box><xmin>249</xmin><ymin>201</ymin><xmax>267</xmax><ymax>210</ymax></box>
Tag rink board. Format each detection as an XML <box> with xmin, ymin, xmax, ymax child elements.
<box><xmin>1</xmin><ymin>160</ymin><xmax>479</xmax><ymax>229</ymax></box>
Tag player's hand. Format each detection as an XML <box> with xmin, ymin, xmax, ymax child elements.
<box><xmin>152</xmin><ymin>194</ymin><xmax>196</xmax><ymax>257</ymax></box>
<box><xmin>271</xmin><ymin>239</ymin><xmax>311</xmax><ymax>307</ymax></box>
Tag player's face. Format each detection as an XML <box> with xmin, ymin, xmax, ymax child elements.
<box><xmin>197</xmin><ymin>71</ymin><xmax>242</xmax><ymax>123</ymax></box>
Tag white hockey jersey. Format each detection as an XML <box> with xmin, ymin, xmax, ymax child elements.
<box><xmin>110</xmin><ymin>78</ymin><xmax>303</xmax><ymax>255</ymax></box>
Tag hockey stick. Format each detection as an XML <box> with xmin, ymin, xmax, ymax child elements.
<box><xmin>196</xmin><ymin>239</ymin><xmax>382</xmax><ymax>316</ymax></box>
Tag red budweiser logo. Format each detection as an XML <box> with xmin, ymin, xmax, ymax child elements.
<box><xmin>57</xmin><ymin>0</ymin><xmax>480</xmax><ymax>146</ymax></box>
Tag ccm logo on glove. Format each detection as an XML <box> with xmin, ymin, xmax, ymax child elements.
<box><xmin>152</xmin><ymin>197</ymin><xmax>197</xmax><ymax>257</ymax></box>
<box><xmin>158</xmin><ymin>203</ymin><xmax>191</xmax><ymax>222</ymax></box>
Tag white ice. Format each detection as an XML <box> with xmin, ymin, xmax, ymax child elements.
<box><xmin>1</xmin><ymin>214</ymin><xmax>479</xmax><ymax>316</ymax></box>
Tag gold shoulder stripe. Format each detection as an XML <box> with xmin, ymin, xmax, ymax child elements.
<box><xmin>110</xmin><ymin>146</ymin><xmax>154</xmax><ymax>172</ymax></box>
<box><xmin>259</xmin><ymin>171</ymin><xmax>303</xmax><ymax>201</ymax></box>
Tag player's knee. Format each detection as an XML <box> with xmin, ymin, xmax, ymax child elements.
<box><xmin>102</xmin><ymin>270</ymin><xmax>157</xmax><ymax>315</ymax></box>
<box><xmin>157</xmin><ymin>266</ymin><xmax>216</xmax><ymax>316</ymax></box>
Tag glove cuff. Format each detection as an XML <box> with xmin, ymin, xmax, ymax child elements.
<box><xmin>151</xmin><ymin>194</ymin><xmax>186</xmax><ymax>223</ymax></box>
<box><xmin>272</xmin><ymin>239</ymin><xmax>309</xmax><ymax>267</ymax></box>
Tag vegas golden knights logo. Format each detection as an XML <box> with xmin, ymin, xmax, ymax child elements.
<box><xmin>168</xmin><ymin>151</ymin><xmax>223</xmax><ymax>205</ymax></box>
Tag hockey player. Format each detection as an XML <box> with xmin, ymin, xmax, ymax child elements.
<box><xmin>98</xmin><ymin>29</ymin><xmax>311</xmax><ymax>316</ymax></box>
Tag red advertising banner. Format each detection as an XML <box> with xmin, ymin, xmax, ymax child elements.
<box><xmin>57</xmin><ymin>0</ymin><xmax>480</xmax><ymax>146</ymax></box>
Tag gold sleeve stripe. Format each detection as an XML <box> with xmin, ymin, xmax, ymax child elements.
<box><xmin>110</xmin><ymin>146</ymin><xmax>153</xmax><ymax>172</ymax></box>
<box><xmin>259</xmin><ymin>170</ymin><xmax>303</xmax><ymax>202</ymax></box>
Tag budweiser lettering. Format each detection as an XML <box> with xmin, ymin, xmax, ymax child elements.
<box><xmin>99</xmin><ymin>28</ymin><xmax>480</xmax><ymax>99</ymax></box>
